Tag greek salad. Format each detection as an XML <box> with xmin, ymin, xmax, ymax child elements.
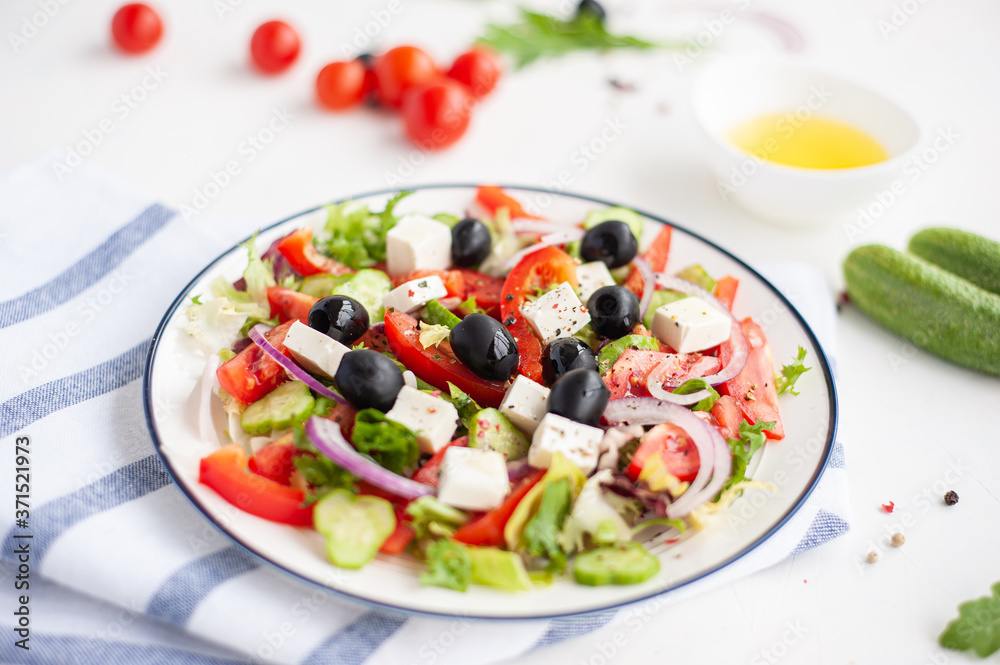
<box><xmin>185</xmin><ymin>186</ymin><xmax>810</xmax><ymax>592</ymax></box>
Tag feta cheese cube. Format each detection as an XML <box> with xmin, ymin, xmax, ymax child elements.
<box><xmin>528</xmin><ymin>413</ymin><xmax>604</xmax><ymax>475</ymax></box>
<box><xmin>651</xmin><ymin>296</ymin><xmax>732</xmax><ymax>353</ymax></box>
<box><xmin>576</xmin><ymin>261</ymin><xmax>617</xmax><ymax>303</ymax></box>
<box><xmin>283</xmin><ymin>321</ymin><xmax>351</xmax><ymax>379</ymax></box>
<box><xmin>382</xmin><ymin>275</ymin><xmax>448</xmax><ymax>313</ymax></box>
<box><xmin>499</xmin><ymin>375</ymin><xmax>550</xmax><ymax>435</ymax></box>
<box><xmin>385</xmin><ymin>386</ymin><xmax>459</xmax><ymax>454</ymax></box>
<box><xmin>385</xmin><ymin>214</ymin><xmax>452</xmax><ymax>276</ymax></box>
<box><xmin>437</xmin><ymin>447</ymin><xmax>510</xmax><ymax>512</ymax></box>
<box><xmin>519</xmin><ymin>282</ymin><xmax>591</xmax><ymax>346</ymax></box>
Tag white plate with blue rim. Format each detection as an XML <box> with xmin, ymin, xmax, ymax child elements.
<box><xmin>143</xmin><ymin>185</ymin><xmax>837</xmax><ymax>619</ymax></box>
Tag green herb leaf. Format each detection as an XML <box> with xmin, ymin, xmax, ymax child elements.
<box><xmin>459</xmin><ymin>296</ymin><xmax>486</xmax><ymax>316</ymax></box>
<box><xmin>775</xmin><ymin>346</ymin><xmax>811</xmax><ymax>396</ymax></box>
<box><xmin>478</xmin><ymin>9</ymin><xmax>664</xmax><ymax>69</ymax></box>
<box><xmin>291</xmin><ymin>424</ymin><xmax>357</xmax><ymax>505</ymax></box>
<box><xmin>441</xmin><ymin>382</ymin><xmax>482</xmax><ymax>433</ymax></box>
<box><xmin>940</xmin><ymin>582</ymin><xmax>1000</xmax><ymax>658</ymax></box>
<box><xmin>673</xmin><ymin>378</ymin><xmax>720</xmax><ymax>412</ymax></box>
<box><xmin>190</xmin><ymin>294</ymin><xmax>203</xmax><ymax>305</ymax></box>
<box><xmin>420</xmin><ymin>539</ymin><xmax>472</xmax><ymax>591</ymax></box>
<box><xmin>596</xmin><ymin>334</ymin><xmax>660</xmax><ymax>374</ymax></box>
<box><xmin>350</xmin><ymin>409</ymin><xmax>420</xmax><ymax>476</ymax></box>
<box><xmin>720</xmin><ymin>419</ymin><xmax>775</xmax><ymax>496</ymax></box>
<box><xmin>522</xmin><ymin>478</ymin><xmax>572</xmax><ymax>574</ymax></box>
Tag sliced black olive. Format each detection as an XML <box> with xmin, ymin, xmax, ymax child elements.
<box><xmin>334</xmin><ymin>349</ymin><xmax>404</xmax><ymax>412</ymax></box>
<box><xmin>449</xmin><ymin>313</ymin><xmax>519</xmax><ymax>381</ymax></box>
<box><xmin>580</xmin><ymin>220</ymin><xmax>638</xmax><ymax>269</ymax></box>
<box><xmin>547</xmin><ymin>368</ymin><xmax>610</xmax><ymax>426</ymax></box>
<box><xmin>542</xmin><ymin>338</ymin><xmax>598</xmax><ymax>385</ymax></box>
<box><xmin>451</xmin><ymin>217</ymin><xmax>492</xmax><ymax>267</ymax></box>
<box><xmin>308</xmin><ymin>295</ymin><xmax>369</xmax><ymax>346</ymax></box>
<box><xmin>587</xmin><ymin>285</ymin><xmax>640</xmax><ymax>339</ymax></box>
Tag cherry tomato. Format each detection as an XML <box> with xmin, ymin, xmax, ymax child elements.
<box><xmin>374</xmin><ymin>46</ymin><xmax>438</xmax><ymax>108</ymax></box>
<box><xmin>250</xmin><ymin>20</ymin><xmax>300</xmax><ymax>74</ymax></box>
<box><xmin>316</xmin><ymin>60</ymin><xmax>366</xmax><ymax>110</ymax></box>
<box><xmin>401</xmin><ymin>79</ymin><xmax>472</xmax><ymax>150</ymax></box>
<box><xmin>111</xmin><ymin>4</ymin><xmax>163</xmax><ymax>54</ymax></box>
<box><xmin>446</xmin><ymin>49</ymin><xmax>502</xmax><ymax>100</ymax></box>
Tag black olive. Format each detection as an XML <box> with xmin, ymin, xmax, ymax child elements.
<box><xmin>576</xmin><ymin>0</ymin><xmax>607</xmax><ymax>22</ymax></box>
<box><xmin>308</xmin><ymin>295</ymin><xmax>369</xmax><ymax>345</ymax></box>
<box><xmin>334</xmin><ymin>349</ymin><xmax>404</xmax><ymax>412</ymax></box>
<box><xmin>587</xmin><ymin>285</ymin><xmax>640</xmax><ymax>339</ymax></box>
<box><xmin>542</xmin><ymin>338</ymin><xmax>598</xmax><ymax>385</ymax></box>
<box><xmin>580</xmin><ymin>220</ymin><xmax>638</xmax><ymax>269</ymax></box>
<box><xmin>449</xmin><ymin>313</ymin><xmax>519</xmax><ymax>381</ymax></box>
<box><xmin>547</xmin><ymin>368</ymin><xmax>610</xmax><ymax>426</ymax></box>
<box><xmin>451</xmin><ymin>217</ymin><xmax>492</xmax><ymax>267</ymax></box>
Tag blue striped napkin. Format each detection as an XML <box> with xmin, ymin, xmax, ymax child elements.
<box><xmin>0</xmin><ymin>155</ymin><xmax>849</xmax><ymax>665</ymax></box>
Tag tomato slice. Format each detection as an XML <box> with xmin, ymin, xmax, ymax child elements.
<box><xmin>455</xmin><ymin>269</ymin><xmax>504</xmax><ymax>318</ymax></box>
<box><xmin>267</xmin><ymin>286</ymin><xmax>318</xmax><ymax>324</ymax></box>
<box><xmin>199</xmin><ymin>444</ymin><xmax>313</xmax><ymax>526</ymax></box>
<box><xmin>499</xmin><ymin>246</ymin><xmax>578</xmax><ymax>383</ymax></box>
<box><xmin>379</xmin><ymin>520</ymin><xmax>416</xmax><ymax>554</ymax></box>
<box><xmin>384</xmin><ymin>309</ymin><xmax>508</xmax><ymax>407</ymax></box>
<box><xmin>248</xmin><ymin>435</ymin><xmax>297</xmax><ymax>485</ymax></box>
<box><xmin>603</xmin><ymin>349</ymin><xmax>721</xmax><ymax>401</ymax></box>
<box><xmin>323</xmin><ymin>402</ymin><xmax>358</xmax><ymax>439</ymax></box>
<box><xmin>357</xmin><ymin>325</ymin><xmax>390</xmax><ymax>354</ymax></box>
<box><xmin>216</xmin><ymin>321</ymin><xmax>294</xmax><ymax>405</ymax></box>
<box><xmin>711</xmin><ymin>394</ymin><xmax>742</xmax><ymax>440</ymax></box>
<box><xmin>714</xmin><ymin>276</ymin><xmax>739</xmax><ymax>311</ymax></box>
<box><xmin>452</xmin><ymin>468</ymin><xmax>546</xmax><ymax>547</ymax></box>
<box><xmin>627</xmin><ymin>423</ymin><xmax>701</xmax><ymax>483</ymax></box>
<box><xmin>475</xmin><ymin>185</ymin><xmax>543</xmax><ymax>220</ymax></box>
<box><xmin>719</xmin><ymin>318</ymin><xmax>784</xmax><ymax>439</ymax></box>
<box><xmin>412</xmin><ymin>436</ymin><xmax>468</xmax><ymax>487</ymax></box>
<box><xmin>392</xmin><ymin>270</ymin><xmax>466</xmax><ymax>300</ymax></box>
<box><xmin>275</xmin><ymin>227</ymin><xmax>352</xmax><ymax>277</ymax></box>
<box><xmin>623</xmin><ymin>225</ymin><xmax>672</xmax><ymax>295</ymax></box>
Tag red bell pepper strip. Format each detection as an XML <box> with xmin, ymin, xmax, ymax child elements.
<box><xmin>475</xmin><ymin>185</ymin><xmax>543</xmax><ymax>220</ymax></box>
<box><xmin>623</xmin><ymin>225</ymin><xmax>672</xmax><ymax>295</ymax></box>
<box><xmin>452</xmin><ymin>468</ymin><xmax>546</xmax><ymax>547</ymax></box>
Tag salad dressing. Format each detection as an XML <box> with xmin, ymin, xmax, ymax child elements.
<box><xmin>726</xmin><ymin>113</ymin><xmax>889</xmax><ymax>169</ymax></box>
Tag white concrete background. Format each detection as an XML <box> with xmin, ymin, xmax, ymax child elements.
<box><xmin>2</xmin><ymin>0</ymin><xmax>999</xmax><ymax>663</ymax></box>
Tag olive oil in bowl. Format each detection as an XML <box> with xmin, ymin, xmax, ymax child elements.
<box><xmin>726</xmin><ymin>114</ymin><xmax>889</xmax><ymax>169</ymax></box>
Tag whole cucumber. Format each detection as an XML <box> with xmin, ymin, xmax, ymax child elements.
<box><xmin>909</xmin><ymin>227</ymin><xmax>1000</xmax><ymax>296</ymax></box>
<box><xmin>843</xmin><ymin>245</ymin><xmax>1000</xmax><ymax>376</ymax></box>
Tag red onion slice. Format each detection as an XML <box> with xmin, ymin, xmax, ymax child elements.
<box><xmin>646</xmin><ymin>359</ymin><xmax>712</xmax><ymax>406</ymax></box>
<box><xmin>653</xmin><ymin>274</ymin><xmax>749</xmax><ymax>387</ymax></box>
<box><xmin>603</xmin><ymin>397</ymin><xmax>726</xmax><ymax>517</ymax></box>
<box><xmin>304</xmin><ymin>416</ymin><xmax>435</xmax><ymax>500</ymax></box>
<box><xmin>506</xmin><ymin>457</ymin><xmax>535</xmax><ymax>482</ymax></box>
<box><xmin>632</xmin><ymin>257</ymin><xmax>655</xmax><ymax>318</ymax></box>
<box><xmin>512</xmin><ymin>220</ymin><xmax>568</xmax><ymax>236</ymax></box>
<box><xmin>501</xmin><ymin>229</ymin><xmax>586</xmax><ymax>271</ymax></box>
<box><xmin>248</xmin><ymin>324</ymin><xmax>349</xmax><ymax>406</ymax></box>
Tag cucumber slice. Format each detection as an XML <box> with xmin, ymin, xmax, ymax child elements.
<box><xmin>641</xmin><ymin>290</ymin><xmax>688</xmax><ymax>329</ymax></box>
<box><xmin>421</xmin><ymin>299</ymin><xmax>462</xmax><ymax>329</ymax></box>
<box><xmin>572</xmin><ymin>541</ymin><xmax>660</xmax><ymax>586</ymax></box>
<box><xmin>469</xmin><ymin>408</ymin><xmax>529</xmax><ymax>461</ymax></box>
<box><xmin>676</xmin><ymin>264</ymin><xmax>716</xmax><ymax>292</ymax></box>
<box><xmin>313</xmin><ymin>489</ymin><xmax>396</xmax><ymax>569</ymax></box>
<box><xmin>583</xmin><ymin>206</ymin><xmax>644</xmax><ymax>241</ymax></box>
<box><xmin>301</xmin><ymin>274</ymin><xmax>350</xmax><ymax>298</ymax></box>
<box><xmin>597</xmin><ymin>334</ymin><xmax>661</xmax><ymax>374</ymax></box>
<box><xmin>241</xmin><ymin>381</ymin><xmax>315</xmax><ymax>435</ymax></box>
<box><xmin>333</xmin><ymin>269</ymin><xmax>392</xmax><ymax>321</ymax></box>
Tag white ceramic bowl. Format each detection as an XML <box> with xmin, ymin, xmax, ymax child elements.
<box><xmin>693</xmin><ymin>58</ymin><xmax>921</xmax><ymax>229</ymax></box>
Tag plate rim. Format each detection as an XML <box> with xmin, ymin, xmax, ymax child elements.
<box><xmin>143</xmin><ymin>183</ymin><xmax>839</xmax><ymax>620</ymax></box>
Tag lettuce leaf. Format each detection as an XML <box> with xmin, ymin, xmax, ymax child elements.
<box><xmin>350</xmin><ymin>409</ymin><xmax>420</xmax><ymax>476</ymax></box>
<box><xmin>322</xmin><ymin>191</ymin><xmax>413</xmax><ymax>269</ymax></box>
<box><xmin>420</xmin><ymin>539</ymin><xmax>472</xmax><ymax>591</ymax></box>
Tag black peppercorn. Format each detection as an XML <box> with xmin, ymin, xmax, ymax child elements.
<box><xmin>943</xmin><ymin>490</ymin><xmax>959</xmax><ymax>506</ymax></box>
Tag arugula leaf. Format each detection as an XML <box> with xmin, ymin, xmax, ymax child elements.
<box><xmin>406</xmin><ymin>496</ymin><xmax>468</xmax><ymax>540</ymax></box>
<box><xmin>321</xmin><ymin>191</ymin><xmax>413</xmax><ymax>269</ymax></box>
<box><xmin>350</xmin><ymin>409</ymin><xmax>420</xmax><ymax>476</ymax></box>
<box><xmin>479</xmin><ymin>9</ymin><xmax>665</xmax><ymax>69</ymax></box>
<box><xmin>940</xmin><ymin>582</ymin><xmax>1000</xmax><ymax>657</ymax></box>
<box><xmin>420</xmin><ymin>539</ymin><xmax>472</xmax><ymax>591</ymax></box>
<box><xmin>458</xmin><ymin>296</ymin><xmax>486</xmax><ymax>316</ymax></box>
<box><xmin>775</xmin><ymin>347</ymin><xmax>811</xmax><ymax>396</ymax></box>
<box><xmin>673</xmin><ymin>378</ymin><xmax>720</xmax><ymax>412</ymax></box>
<box><xmin>721</xmin><ymin>420</ymin><xmax>775</xmax><ymax>496</ymax></box>
<box><xmin>522</xmin><ymin>478</ymin><xmax>572</xmax><ymax>574</ymax></box>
